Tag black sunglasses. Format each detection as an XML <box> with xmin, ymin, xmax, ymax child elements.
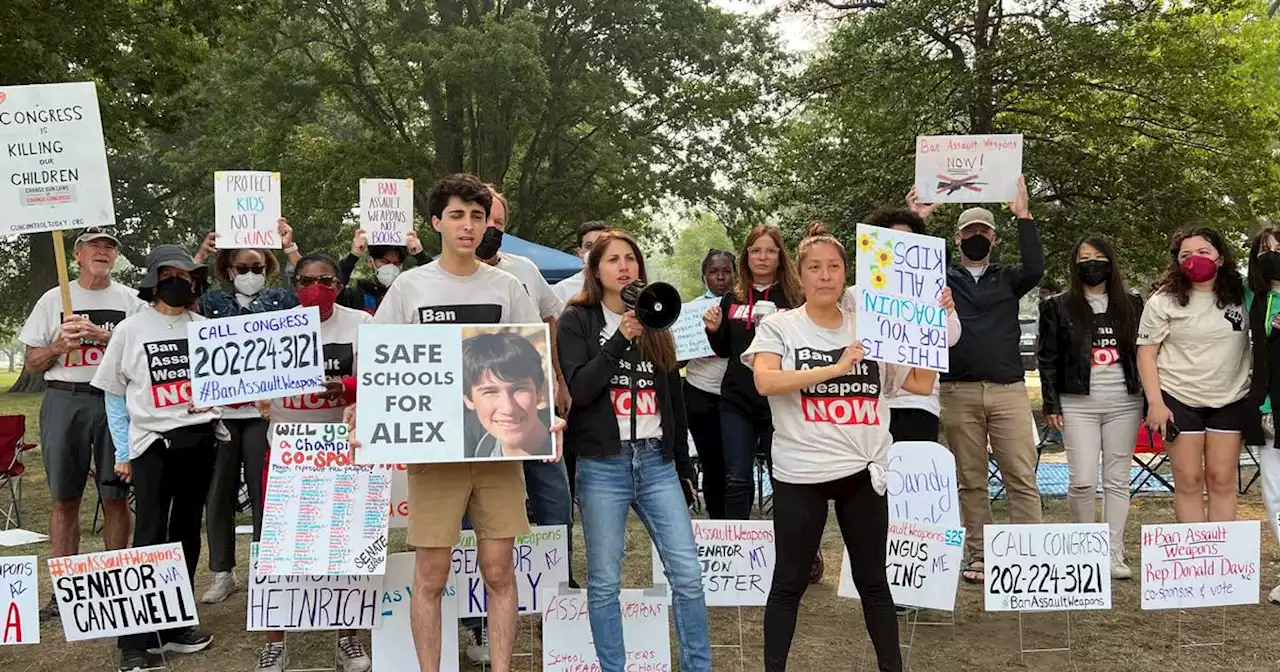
<box><xmin>232</xmin><ymin>264</ymin><xmax>267</xmax><ymax>275</ymax></box>
<box><xmin>296</xmin><ymin>275</ymin><xmax>338</xmax><ymax>288</ymax></box>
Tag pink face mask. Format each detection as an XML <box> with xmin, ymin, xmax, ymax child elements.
<box><xmin>1180</xmin><ymin>255</ymin><xmax>1219</xmax><ymax>283</ymax></box>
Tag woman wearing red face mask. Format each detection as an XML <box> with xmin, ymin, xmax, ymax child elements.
<box><xmin>1138</xmin><ymin>227</ymin><xmax>1250</xmax><ymax>523</ymax></box>
<box><xmin>251</xmin><ymin>252</ymin><xmax>372</xmax><ymax>672</ymax></box>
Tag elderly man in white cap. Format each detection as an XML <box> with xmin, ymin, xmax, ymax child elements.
<box><xmin>938</xmin><ymin>175</ymin><xmax>1045</xmax><ymax>585</ymax></box>
<box><xmin>18</xmin><ymin>227</ymin><xmax>144</xmax><ymax>620</ymax></box>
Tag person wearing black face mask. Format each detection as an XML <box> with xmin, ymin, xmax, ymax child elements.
<box><xmin>1037</xmin><ymin>236</ymin><xmax>1143</xmax><ymax>579</ymax></box>
<box><xmin>1244</xmin><ymin>226</ymin><xmax>1280</xmax><ymax>604</ymax></box>
<box><xmin>938</xmin><ymin>175</ymin><xmax>1044</xmax><ymax>585</ymax></box>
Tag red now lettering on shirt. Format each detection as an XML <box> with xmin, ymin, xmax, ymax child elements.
<box><xmin>802</xmin><ymin>397</ymin><xmax>880</xmax><ymax>425</ymax></box>
<box><xmin>282</xmin><ymin>393</ymin><xmax>345</xmax><ymax>411</ymax></box>
<box><xmin>62</xmin><ymin>345</ymin><xmax>105</xmax><ymax>368</ymax></box>
<box><xmin>1091</xmin><ymin>347</ymin><xmax>1119</xmax><ymax>367</ymax></box>
<box><xmin>151</xmin><ymin>380</ymin><xmax>192</xmax><ymax>408</ymax></box>
<box><xmin>610</xmin><ymin>388</ymin><xmax>657</xmax><ymax>416</ymax></box>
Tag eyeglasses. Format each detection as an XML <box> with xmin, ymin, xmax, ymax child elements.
<box><xmin>232</xmin><ymin>264</ymin><xmax>267</xmax><ymax>275</ymax></box>
<box><xmin>296</xmin><ymin>275</ymin><xmax>338</xmax><ymax>288</ymax></box>
<box><xmin>748</xmin><ymin>247</ymin><xmax>780</xmax><ymax>257</ymax></box>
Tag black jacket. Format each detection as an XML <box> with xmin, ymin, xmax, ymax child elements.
<box><xmin>1036</xmin><ymin>292</ymin><xmax>1143</xmax><ymax>415</ymax></box>
<box><xmin>706</xmin><ymin>283</ymin><xmax>795</xmax><ymax>417</ymax></box>
<box><xmin>556</xmin><ymin>303</ymin><xmax>694</xmax><ymax>482</ymax></box>
<box><xmin>1246</xmin><ymin>291</ymin><xmax>1273</xmax><ymax>446</ymax></box>
<box><xmin>943</xmin><ymin>218</ymin><xmax>1044</xmax><ymax>383</ymax></box>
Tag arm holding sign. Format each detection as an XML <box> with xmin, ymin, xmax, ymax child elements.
<box><xmin>1007</xmin><ymin>176</ymin><xmax>1045</xmax><ymax>298</ymax></box>
<box><xmin>703</xmin><ymin>294</ymin><xmax>730</xmax><ymax>357</ymax></box>
<box><xmin>747</xmin><ymin>318</ymin><xmax>862</xmax><ymax>396</ymax></box>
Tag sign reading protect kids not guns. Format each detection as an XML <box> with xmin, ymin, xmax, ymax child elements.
<box><xmin>651</xmin><ymin>520</ymin><xmax>774</xmax><ymax>607</ymax></box>
<box><xmin>215</xmin><ymin>170</ymin><xmax>282</xmax><ymax>249</ymax></box>
<box><xmin>0</xmin><ymin>556</ymin><xmax>38</xmax><ymax>645</ymax></box>
<box><xmin>854</xmin><ymin>223</ymin><xmax>949</xmax><ymax>372</ymax></box>
<box><xmin>48</xmin><ymin>544</ymin><xmax>198</xmax><ymax>641</ymax></box>
<box><xmin>1140</xmin><ymin>520</ymin><xmax>1260</xmax><ymax>610</ymax></box>
<box><xmin>360</xmin><ymin>178</ymin><xmax>414</xmax><ymax>246</ymax></box>
<box><xmin>914</xmin><ymin>134</ymin><xmax>1023</xmax><ymax>204</ymax></box>
<box><xmin>0</xmin><ymin>82</ymin><xmax>116</xmax><ymax>234</ymax></box>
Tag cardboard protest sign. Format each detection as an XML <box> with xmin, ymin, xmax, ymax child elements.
<box><xmin>247</xmin><ymin>544</ymin><xmax>384</xmax><ymax>631</ymax></box>
<box><xmin>854</xmin><ymin>224</ymin><xmax>949</xmax><ymax>372</ymax></box>
<box><xmin>0</xmin><ymin>82</ymin><xmax>115</xmax><ymax>233</ymax></box>
<box><xmin>188</xmin><ymin>307</ymin><xmax>325</xmax><ymax>407</ymax></box>
<box><xmin>452</xmin><ymin>525</ymin><xmax>569</xmax><ymax>617</ymax></box>
<box><xmin>359</xmin><ymin>178</ymin><xmax>414</xmax><ymax>246</ymax></box>
<box><xmin>914</xmin><ymin>134</ymin><xmax>1023</xmax><ymax>203</ymax></box>
<box><xmin>542</xmin><ymin>588</ymin><xmax>671</xmax><ymax>672</ymax></box>
<box><xmin>1140</xmin><ymin>521</ymin><xmax>1260</xmax><ymax>610</ymax></box>
<box><xmin>886</xmin><ymin>441</ymin><xmax>958</xmax><ymax>526</ymax></box>
<box><xmin>48</xmin><ymin>544</ymin><xmax>198</xmax><ymax>641</ymax></box>
<box><xmin>0</xmin><ymin>556</ymin><xmax>38</xmax><ymax>644</ymax></box>
<box><xmin>355</xmin><ymin>324</ymin><xmax>556</xmax><ymax>464</ymax></box>
<box><xmin>984</xmin><ymin>523</ymin><xmax>1112</xmax><ymax>611</ymax></box>
<box><xmin>651</xmin><ymin>520</ymin><xmax>774</xmax><ymax>607</ymax></box>
<box><xmin>672</xmin><ymin>297</ymin><xmax>719</xmax><ymax>361</ymax></box>
<box><xmin>839</xmin><ymin>521</ymin><xmax>964</xmax><ymax>611</ymax></box>
<box><xmin>259</xmin><ymin>422</ymin><xmax>392</xmax><ymax>575</ymax></box>
<box><xmin>388</xmin><ymin>464</ymin><xmax>409</xmax><ymax>529</ymax></box>
<box><xmin>214</xmin><ymin>170</ymin><xmax>282</xmax><ymax>249</ymax></box>
<box><xmin>373</xmin><ymin>553</ymin><xmax>459</xmax><ymax>672</ymax></box>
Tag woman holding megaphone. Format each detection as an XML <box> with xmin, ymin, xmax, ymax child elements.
<box><xmin>557</xmin><ymin>231</ymin><xmax>711</xmax><ymax>672</ymax></box>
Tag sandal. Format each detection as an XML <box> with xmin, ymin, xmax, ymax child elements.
<box><xmin>961</xmin><ymin>561</ymin><xmax>984</xmax><ymax>584</ymax></box>
<box><xmin>809</xmin><ymin>552</ymin><xmax>825</xmax><ymax>584</ymax></box>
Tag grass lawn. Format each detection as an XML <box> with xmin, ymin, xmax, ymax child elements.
<box><xmin>4</xmin><ymin>377</ymin><xmax>1280</xmax><ymax>671</ymax></box>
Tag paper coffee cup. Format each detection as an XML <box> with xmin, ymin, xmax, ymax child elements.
<box><xmin>753</xmin><ymin>300</ymin><xmax>777</xmax><ymax>322</ymax></box>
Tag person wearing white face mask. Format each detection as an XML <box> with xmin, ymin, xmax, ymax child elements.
<box><xmin>336</xmin><ymin>228</ymin><xmax>429</xmax><ymax>314</ymax></box>
<box><xmin>552</xmin><ymin>221</ymin><xmax>613</xmax><ymax>306</ymax></box>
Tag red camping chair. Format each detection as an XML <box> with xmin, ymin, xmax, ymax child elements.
<box><xmin>1130</xmin><ymin>425</ymin><xmax>1173</xmax><ymax>496</ymax></box>
<box><xmin>0</xmin><ymin>415</ymin><xmax>38</xmax><ymax>529</ymax></box>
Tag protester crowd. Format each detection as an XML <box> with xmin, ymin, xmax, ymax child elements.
<box><xmin>21</xmin><ymin>170</ymin><xmax>1280</xmax><ymax>672</ymax></box>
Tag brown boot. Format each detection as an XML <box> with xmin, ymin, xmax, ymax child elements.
<box><xmin>809</xmin><ymin>551</ymin><xmax>825</xmax><ymax>584</ymax></box>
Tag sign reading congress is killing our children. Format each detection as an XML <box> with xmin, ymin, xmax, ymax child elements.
<box><xmin>914</xmin><ymin>134</ymin><xmax>1023</xmax><ymax>204</ymax></box>
<box><xmin>453</xmin><ymin>525</ymin><xmax>569</xmax><ymax>617</ymax></box>
<box><xmin>0</xmin><ymin>81</ymin><xmax>116</xmax><ymax>234</ymax></box>
<box><xmin>247</xmin><ymin>544</ymin><xmax>384</xmax><ymax>631</ymax></box>
<box><xmin>853</xmin><ymin>223</ymin><xmax>949</xmax><ymax>372</ymax></box>
<box><xmin>48</xmin><ymin>544</ymin><xmax>198</xmax><ymax>642</ymax></box>
<box><xmin>359</xmin><ymin>178</ymin><xmax>414</xmax><ymax>246</ymax></box>
<box><xmin>984</xmin><ymin>523</ymin><xmax>1112</xmax><ymax>612</ymax></box>
<box><xmin>652</xmin><ymin>520</ymin><xmax>774</xmax><ymax>607</ymax></box>
<box><xmin>214</xmin><ymin>170</ymin><xmax>282</xmax><ymax>249</ymax></box>
<box><xmin>355</xmin><ymin>323</ymin><xmax>556</xmax><ymax>464</ymax></box>
<box><xmin>0</xmin><ymin>556</ymin><xmax>38</xmax><ymax>645</ymax></box>
<box><xmin>187</xmin><ymin>306</ymin><xmax>325</xmax><ymax>407</ymax></box>
<box><xmin>1140</xmin><ymin>520</ymin><xmax>1260</xmax><ymax>610</ymax></box>
<box><xmin>839</xmin><ymin>520</ymin><xmax>965</xmax><ymax>612</ymax></box>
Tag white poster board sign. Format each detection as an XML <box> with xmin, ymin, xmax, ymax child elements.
<box><xmin>1140</xmin><ymin>520</ymin><xmax>1260</xmax><ymax>610</ymax></box>
<box><xmin>673</xmin><ymin>297</ymin><xmax>719</xmax><ymax>361</ymax></box>
<box><xmin>48</xmin><ymin>543</ymin><xmax>197</xmax><ymax>641</ymax></box>
<box><xmin>886</xmin><ymin>441</ymin><xmax>959</xmax><ymax>526</ymax></box>
<box><xmin>854</xmin><ymin>224</ymin><xmax>949</xmax><ymax>372</ymax></box>
<box><xmin>651</xmin><ymin>520</ymin><xmax>773</xmax><ymax>607</ymax></box>
<box><xmin>247</xmin><ymin>543</ymin><xmax>384</xmax><ymax>631</ymax></box>
<box><xmin>259</xmin><ymin>422</ymin><xmax>392</xmax><ymax>575</ymax></box>
<box><xmin>214</xmin><ymin>170</ymin><xmax>282</xmax><ymax>248</ymax></box>
<box><xmin>388</xmin><ymin>464</ymin><xmax>409</xmax><ymax>529</ymax></box>
<box><xmin>914</xmin><ymin>134</ymin><xmax>1023</xmax><ymax>203</ymax></box>
<box><xmin>542</xmin><ymin>588</ymin><xmax>671</xmax><ymax>671</ymax></box>
<box><xmin>452</xmin><ymin>525</ymin><xmax>569</xmax><ymax>617</ymax></box>
<box><xmin>373</xmin><ymin>553</ymin><xmax>458</xmax><ymax>671</ymax></box>
<box><xmin>983</xmin><ymin>523</ymin><xmax>1112</xmax><ymax>611</ymax></box>
<box><xmin>355</xmin><ymin>323</ymin><xmax>555</xmax><ymax>464</ymax></box>
<box><xmin>0</xmin><ymin>556</ymin><xmax>38</xmax><ymax>644</ymax></box>
<box><xmin>187</xmin><ymin>306</ymin><xmax>325</xmax><ymax>407</ymax></box>
<box><xmin>359</xmin><ymin>178</ymin><xmax>414</xmax><ymax>246</ymax></box>
<box><xmin>839</xmin><ymin>521</ymin><xmax>965</xmax><ymax>611</ymax></box>
<box><xmin>0</xmin><ymin>82</ymin><xmax>116</xmax><ymax>233</ymax></box>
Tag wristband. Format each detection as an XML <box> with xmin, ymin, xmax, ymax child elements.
<box><xmin>283</xmin><ymin>244</ymin><xmax>299</xmax><ymax>254</ymax></box>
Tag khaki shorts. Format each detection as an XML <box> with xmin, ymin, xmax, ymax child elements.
<box><xmin>407</xmin><ymin>461</ymin><xmax>529</xmax><ymax>548</ymax></box>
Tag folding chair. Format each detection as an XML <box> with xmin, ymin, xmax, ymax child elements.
<box><xmin>0</xmin><ymin>415</ymin><xmax>38</xmax><ymax>530</ymax></box>
<box><xmin>989</xmin><ymin>412</ymin><xmax>1049</xmax><ymax>502</ymax></box>
<box><xmin>1130</xmin><ymin>426</ymin><xmax>1174</xmax><ymax>496</ymax></box>
<box><xmin>1240</xmin><ymin>445</ymin><xmax>1262</xmax><ymax>495</ymax></box>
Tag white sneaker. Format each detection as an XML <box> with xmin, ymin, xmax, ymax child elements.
<box><xmin>336</xmin><ymin>636</ymin><xmax>371</xmax><ymax>672</ymax></box>
<box><xmin>1268</xmin><ymin>584</ymin><xmax>1280</xmax><ymax>605</ymax></box>
<box><xmin>466</xmin><ymin>627</ymin><xmax>491</xmax><ymax>664</ymax></box>
<box><xmin>1111</xmin><ymin>554</ymin><xmax>1133</xmax><ymax>580</ymax></box>
<box><xmin>201</xmin><ymin>570</ymin><xmax>237</xmax><ymax>604</ymax></box>
<box><xmin>255</xmin><ymin>642</ymin><xmax>287</xmax><ymax>672</ymax></box>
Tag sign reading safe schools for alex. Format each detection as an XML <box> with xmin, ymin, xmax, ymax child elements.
<box><xmin>187</xmin><ymin>306</ymin><xmax>326</xmax><ymax>407</ymax></box>
<box><xmin>356</xmin><ymin>323</ymin><xmax>556</xmax><ymax>464</ymax></box>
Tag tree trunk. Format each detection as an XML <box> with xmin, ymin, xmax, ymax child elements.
<box><xmin>9</xmin><ymin>233</ymin><xmax>57</xmax><ymax>394</ymax></box>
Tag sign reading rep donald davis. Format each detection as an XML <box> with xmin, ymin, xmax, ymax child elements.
<box><xmin>1140</xmin><ymin>521</ymin><xmax>1260</xmax><ymax>610</ymax></box>
<box><xmin>652</xmin><ymin>520</ymin><xmax>774</xmax><ymax>607</ymax></box>
<box><xmin>355</xmin><ymin>323</ymin><xmax>556</xmax><ymax>464</ymax></box>
<box><xmin>215</xmin><ymin>170</ymin><xmax>282</xmax><ymax>249</ymax></box>
<box><xmin>853</xmin><ymin>224</ymin><xmax>949</xmax><ymax>372</ymax></box>
<box><xmin>0</xmin><ymin>82</ymin><xmax>115</xmax><ymax>234</ymax></box>
<box><xmin>359</xmin><ymin>178</ymin><xmax>414</xmax><ymax>246</ymax></box>
<box><xmin>48</xmin><ymin>543</ymin><xmax>198</xmax><ymax>641</ymax></box>
<box><xmin>187</xmin><ymin>307</ymin><xmax>325</xmax><ymax>407</ymax></box>
<box><xmin>914</xmin><ymin>134</ymin><xmax>1023</xmax><ymax>204</ymax></box>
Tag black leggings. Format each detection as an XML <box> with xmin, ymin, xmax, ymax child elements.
<box><xmin>764</xmin><ymin>470</ymin><xmax>900</xmax><ymax>672</ymax></box>
<box><xmin>684</xmin><ymin>381</ymin><xmax>726</xmax><ymax>518</ymax></box>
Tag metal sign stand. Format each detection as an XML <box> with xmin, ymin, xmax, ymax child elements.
<box><xmin>709</xmin><ymin>605</ymin><xmax>747</xmax><ymax>671</ymax></box>
<box><xmin>281</xmin><ymin>632</ymin><xmax>339</xmax><ymax>672</ymax></box>
<box><xmin>476</xmin><ymin>615</ymin><xmax>539</xmax><ymax>671</ymax></box>
<box><xmin>1177</xmin><ymin>607</ymin><xmax>1227</xmax><ymax>649</ymax></box>
<box><xmin>1016</xmin><ymin>610</ymin><xmax>1074</xmax><ymax>669</ymax></box>
<box><xmin>898</xmin><ymin>607</ymin><xmax>956</xmax><ymax>670</ymax></box>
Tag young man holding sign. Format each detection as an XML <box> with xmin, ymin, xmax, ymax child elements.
<box><xmin>18</xmin><ymin>228</ymin><xmax>142</xmax><ymax>620</ymax></box>
<box><xmin>351</xmin><ymin>173</ymin><xmax>551</xmax><ymax>672</ymax></box>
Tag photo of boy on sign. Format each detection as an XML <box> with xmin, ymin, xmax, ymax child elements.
<box><xmin>461</xmin><ymin>326</ymin><xmax>555</xmax><ymax>459</ymax></box>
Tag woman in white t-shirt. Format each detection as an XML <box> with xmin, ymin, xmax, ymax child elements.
<box><xmin>743</xmin><ymin>223</ymin><xmax>938</xmax><ymax>672</ymax></box>
<box><xmin>1138</xmin><ymin>227</ymin><xmax>1251</xmax><ymax>523</ymax></box>
<box><xmin>683</xmin><ymin>249</ymin><xmax>735</xmax><ymax>518</ymax></box>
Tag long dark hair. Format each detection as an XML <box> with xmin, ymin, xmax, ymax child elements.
<box><xmin>1152</xmin><ymin>226</ymin><xmax>1244</xmax><ymax>308</ymax></box>
<box><xmin>1246</xmin><ymin>226</ymin><xmax>1280</xmax><ymax>297</ymax></box>
<box><xmin>734</xmin><ymin>226</ymin><xmax>802</xmax><ymax>306</ymax></box>
<box><xmin>570</xmin><ymin>232</ymin><xmax>677</xmax><ymax>373</ymax></box>
<box><xmin>1064</xmin><ymin>236</ymin><xmax>1136</xmax><ymax>347</ymax></box>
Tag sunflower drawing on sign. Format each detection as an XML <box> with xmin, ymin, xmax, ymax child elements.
<box><xmin>870</xmin><ymin>266</ymin><xmax>888</xmax><ymax>290</ymax></box>
<box><xmin>874</xmin><ymin>247</ymin><xmax>893</xmax><ymax>268</ymax></box>
<box><xmin>857</xmin><ymin>232</ymin><xmax>876</xmax><ymax>254</ymax></box>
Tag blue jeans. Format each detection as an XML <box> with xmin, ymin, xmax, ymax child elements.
<box><xmin>577</xmin><ymin>438</ymin><xmax>711</xmax><ymax>672</ymax></box>
<box><xmin>720</xmin><ymin>406</ymin><xmax>772</xmax><ymax>519</ymax></box>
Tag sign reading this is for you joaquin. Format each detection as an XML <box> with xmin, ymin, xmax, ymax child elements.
<box><xmin>359</xmin><ymin>178</ymin><xmax>414</xmax><ymax>246</ymax></box>
<box><xmin>854</xmin><ymin>223</ymin><xmax>949</xmax><ymax>372</ymax></box>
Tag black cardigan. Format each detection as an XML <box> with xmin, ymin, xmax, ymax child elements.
<box><xmin>556</xmin><ymin>303</ymin><xmax>694</xmax><ymax>482</ymax></box>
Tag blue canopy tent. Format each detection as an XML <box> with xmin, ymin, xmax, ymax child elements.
<box><xmin>500</xmin><ymin>233</ymin><xmax>582</xmax><ymax>283</ymax></box>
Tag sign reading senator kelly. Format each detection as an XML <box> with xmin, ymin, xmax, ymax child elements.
<box><xmin>0</xmin><ymin>81</ymin><xmax>116</xmax><ymax>233</ymax></box>
<box><xmin>0</xmin><ymin>556</ymin><xmax>38</xmax><ymax>645</ymax></box>
<box><xmin>914</xmin><ymin>134</ymin><xmax>1023</xmax><ymax>204</ymax></box>
<box><xmin>355</xmin><ymin>324</ymin><xmax>556</xmax><ymax>464</ymax></box>
<box><xmin>452</xmin><ymin>525</ymin><xmax>569</xmax><ymax>617</ymax></box>
<box><xmin>215</xmin><ymin>170</ymin><xmax>282</xmax><ymax>249</ymax></box>
<box><xmin>652</xmin><ymin>520</ymin><xmax>774</xmax><ymax>607</ymax></box>
<box><xmin>360</xmin><ymin>178</ymin><xmax>414</xmax><ymax>246</ymax></box>
<box><xmin>48</xmin><ymin>544</ymin><xmax>198</xmax><ymax>641</ymax></box>
<box><xmin>188</xmin><ymin>306</ymin><xmax>326</xmax><ymax>407</ymax></box>
<box><xmin>854</xmin><ymin>223</ymin><xmax>949</xmax><ymax>372</ymax></box>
